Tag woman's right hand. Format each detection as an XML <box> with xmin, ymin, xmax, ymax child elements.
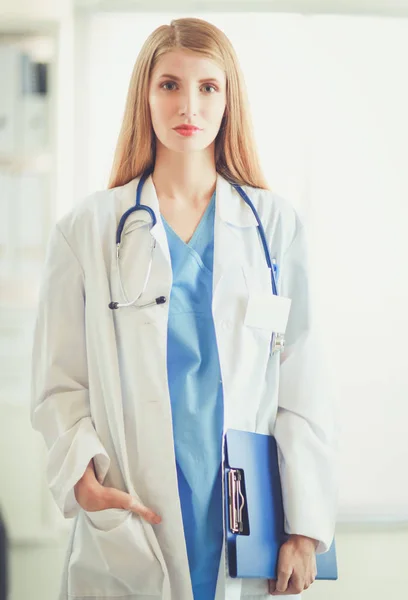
<box><xmin>74</xmin><ymin>459</ymin><xmax>162</xmax><ymax>525</ymax></box>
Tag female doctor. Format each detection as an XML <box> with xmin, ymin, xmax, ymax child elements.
<box><xmin>30</xmin><ymin>16</ymin><xmax>337</xmax><ymax>600</ymax></box>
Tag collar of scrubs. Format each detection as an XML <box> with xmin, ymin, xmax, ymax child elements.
<box><xmin>161</xmin><ymin>190</ymin><xmax>215</xmax><ymax>249</ymax></box>
<box><xmin>117</xmin><ymin>172</ymin><xmax>259</xmax><ymax>231</ymax></box>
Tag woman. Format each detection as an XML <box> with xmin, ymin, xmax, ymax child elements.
<box><xmin>31</xmin><ymin>17</ymin><xmax>337</xmax><ymax>600</ymax></box>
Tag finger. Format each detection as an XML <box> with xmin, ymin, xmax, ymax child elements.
<box><xmin>305</xmin><ymin>575</ymin><xmax>316</xmax><ymax>588</ymax></box>
<box><xmin>129</xmin><ymin>498</ymin><xmax>162</xmax><ymax>525</ymax></box>
<box><xmin>82</xmin><ymin>460</ymin><xmax>94</xmax><ymax>474</ymax></box>
<box><xmin>271</xmin><ymin>573</ymin><xmax>304</xmax><ymax>596</ymax></box>
<box><xmin>103</xmin><ymin>488</ymin><xmax>162</xmax><ymax>524</ymax></box>
<box><xmin>275</xmin><ymin>567</ymin><xmax>292</xmax><ymax>594</ymax></box>
<box><xmin>269</xmin><ymin>580</ymin><xmax>293</xmax><ymax>596</ymax></box>
<box><xmin>272</xmin><ymin>544</ymin><xmax>293</xmax><ymax>594</ymax></box>
<box><xmin>282</xmin><ymin>575</ymin><xmax>304</xmax><ymax>596</ymax></box>
<box><xmin>270</xmin><ymin>588</ymin><xmax>298</xmax><ymax>596</ymax></box>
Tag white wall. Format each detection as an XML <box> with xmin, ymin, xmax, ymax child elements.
<box><xmin>0</xmin><ymin>0</ymin><xmax>71</xmax><ymax>21</ymax></box>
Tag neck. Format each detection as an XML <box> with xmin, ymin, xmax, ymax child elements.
<box><xmin>151</xmin><ymin>142</ymin><xmax>217</xmax><ymax>209</ymax></box>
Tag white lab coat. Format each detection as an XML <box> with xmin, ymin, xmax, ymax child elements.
<box><xmin>30</xmin><ymin>173</ymin><xmax>338</xmax><ymax>600</ymax></box>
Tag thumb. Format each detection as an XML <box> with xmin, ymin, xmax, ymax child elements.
<box><xmin>103</xmin><ymin>487</ymin><xmax>162</xmax><ymax>525</ymax></box>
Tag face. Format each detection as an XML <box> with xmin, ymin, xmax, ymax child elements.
<box><xmin>148</xmin><ymin>49</ymin><xmax>227</xmax><ymax>154</ymax></box>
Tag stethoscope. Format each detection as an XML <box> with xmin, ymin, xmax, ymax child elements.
<box><xmin>108</xmin><ymin>170</ymin><xmax>285</xmax><ymax>353</ymax></box>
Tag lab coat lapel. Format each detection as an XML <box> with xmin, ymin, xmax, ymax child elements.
<box><xmin>142</xmin><ymin>175</ymin><xmax>172</xmax><ymax>265</ymax></box>
<box><xmin>118</xmin><ymin>173</ymin><xmax>171</xmax><ymax>268</ymax></box>
<box><xmin>212</xmin><ymin>173</ymin><xmax>258</xmax><ymax>304</ymax></box>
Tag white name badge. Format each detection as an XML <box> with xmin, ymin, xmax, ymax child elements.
<box><xmin>244</xmin><ymin>293</ymin><xmax>292</xmax><ymax>333</ymax></box>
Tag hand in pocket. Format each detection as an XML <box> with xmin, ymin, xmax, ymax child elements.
<box><xmin>74</xmin><ymin>459</ymin><xmax>162</xmax><ymax>525</ymax></box>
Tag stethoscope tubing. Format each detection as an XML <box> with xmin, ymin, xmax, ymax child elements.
<box><xmin>110</xmin><ymin>172</ymin><xmax>278</xmax><ymax>309</ymax></box>
<box><xmin>231</xmin><ymin>183</ymin><xmax>278</xmax><ymax>297</ymax></box>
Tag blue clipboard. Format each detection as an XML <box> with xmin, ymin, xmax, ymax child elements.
<box><xmin>224</xmin><ymin>429</ymin><xmax>338</xmax><ymax>580</ymax></box>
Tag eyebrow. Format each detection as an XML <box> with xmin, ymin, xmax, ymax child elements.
<box><xmin>157</xmin><ymin>73</ymin><xmax>222</xmax><ymax>84</ymax></box>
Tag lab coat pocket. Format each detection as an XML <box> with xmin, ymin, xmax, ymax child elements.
<box><xmin>84</xmin><ymin>506</ymin><xmax>131</xmax><ymax>531</ymax></box>
<box><xmin>243</xmin><ymin>290</ymin><xmax>292</xmax><ymax>364</ymax></box>
<box><xmin>244</xmin><ymin>293</ymin><xmax>292</xmax><ymax>334</ymax></box>
<box><xmin>68</xmin><ymin>507</ymin><xmax>164</xmax><ymax>597</ymax></box>
<box><xmin>242</xmin><ymin>294</ymin><xmax>275</xmax><ymax>363</ymax></box>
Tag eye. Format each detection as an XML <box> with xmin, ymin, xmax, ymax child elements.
<box><xmin>160</xmin><ymin>81</ymin><xmax>218</xmax><ymax>93</ymax></box>
<box><xmin>202</xmin><ymin>84</ymin><xmax>217</xmax><ymax>93</ymax></box>
<box><xmin>161</xmin><ymin>81</ymin><xmax>177</xmax><ymax>91</ymax></box>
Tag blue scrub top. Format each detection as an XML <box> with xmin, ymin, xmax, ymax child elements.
<box><xmin>161</xmin><ymin>191</ymin><xmax>224</xmax><ymax>600</ymax></box>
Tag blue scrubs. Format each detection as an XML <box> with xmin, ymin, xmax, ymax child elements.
<box><xmin>161</xmin><ymin>191</ymin><xmax>224</xmax><ymax>600</ymax></box>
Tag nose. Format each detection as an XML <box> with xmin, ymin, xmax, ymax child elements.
<box><xmin>178</xmin><ymin>86</ymin><xmax>199</xmax><ymax>118</ymax></box>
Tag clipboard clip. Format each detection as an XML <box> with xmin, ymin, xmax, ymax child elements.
<box><xmin>227</xmin><ymin>468</ymin><xmax>246</xmax><ymax>534</ymax></box>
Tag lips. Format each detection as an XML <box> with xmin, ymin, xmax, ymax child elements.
<box><xmin>173</xmin><ymin>125</ymin><xmax>201</xmax><ymax>132</ymax></box>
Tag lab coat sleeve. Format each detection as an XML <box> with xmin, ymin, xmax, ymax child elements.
<box><xmin>273</xmin><ymin>211</ymin><xmax>339</xmax><ymax>554</ymax></box>
<box><xmin>30</xmin><ymin>223</ymin><xmax>111</xmax><ymax>519</ymax></box>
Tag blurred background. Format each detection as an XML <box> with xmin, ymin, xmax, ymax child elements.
<box><xmin>1</xmin><ymin>1</ymin><xmax>408</xmax><ymax>599</ymax></box>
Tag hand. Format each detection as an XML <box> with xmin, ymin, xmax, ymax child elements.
<box><xmin>268</xmin><ymin>535</ymin><xmax>318</xmax><ymax>595</ymax></box>
<box><xmin>74</xmin><ymin>459</ymin><xmax>162</xmax><ymax>525</ymax></box>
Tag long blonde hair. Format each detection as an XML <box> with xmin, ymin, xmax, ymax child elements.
<box><xmin>108</xmin><ymin>17</ymin><xmax>270</xmax><ymax>191</ymax></box>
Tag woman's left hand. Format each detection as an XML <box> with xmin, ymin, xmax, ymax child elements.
<box><xmin>268</xmin><ymin>534</ymin><xmax>318</xmax><ymax>596</ymax></box>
